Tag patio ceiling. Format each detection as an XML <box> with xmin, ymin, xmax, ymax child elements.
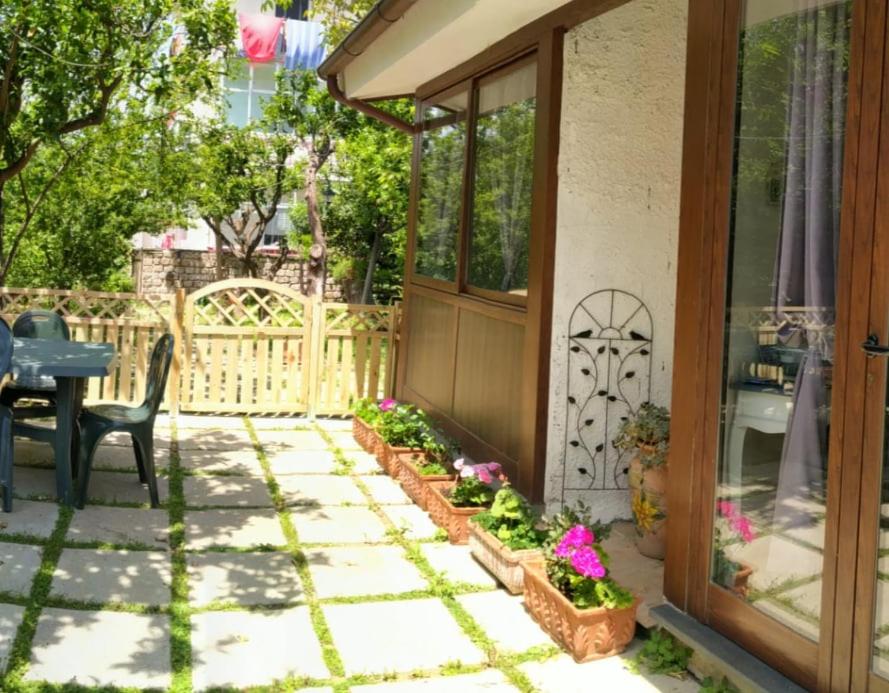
<box><xmin>320</xmin><ymin>0</ymin><xmax>574</xmax><ymax>100</ymax></box>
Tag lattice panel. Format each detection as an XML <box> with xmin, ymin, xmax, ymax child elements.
<box><xmin>0</xmin><ymin>288</ymin><xmax>170</xmax><ymax>325</ymax></box>
<box><xmin>323</xmin><ymin>304</ymin><xmax>394</xmax><ymax>333</ymax></box>
<box><xmin>191</xmin><ymin>288</ymin><xmax>308</xmax><ymax>329</ymax></box>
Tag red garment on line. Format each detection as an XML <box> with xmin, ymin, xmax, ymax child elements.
<box><xmin>238</xmin><ymin>13</ymin><xmax>284</xmax><ymax>63</ymax></box>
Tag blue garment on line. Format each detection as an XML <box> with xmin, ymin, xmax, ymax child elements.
<box><xmin>285</xmin><ymin>19</ymin><xmax>326</xmax><ymax>71</ymax></box>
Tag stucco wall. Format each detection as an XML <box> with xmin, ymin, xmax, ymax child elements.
<box><xmin>544</xmin><ymin>0</ymin><xmax>688</xmax><ymax>520</ymax></box>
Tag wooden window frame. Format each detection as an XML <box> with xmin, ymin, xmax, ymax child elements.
<box><xmin>408</xmin><ymin>50</ymin><xmax>539</xmax><ymax>310</ymax></box>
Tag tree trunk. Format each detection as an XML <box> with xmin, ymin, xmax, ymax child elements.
<box><xmin>214</xmin><ymin>232</ymin><xmax>224</xmax><ymax>281</ymax></box>
<box><xmin>305</xmin><ymin>156</ymin><xmax>327</xmax><ymax>298</ymax></box>
<box><xmin>0</xmin><ymin>182</ymin><xmax>5</xmax><ymax>285</ymax></box>
<box><xmin>360</xmin><ymin>224</ymin><xmax>382</xmax><ymax>305</ymax></box>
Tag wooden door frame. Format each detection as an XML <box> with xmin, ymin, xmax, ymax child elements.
<box><xmin>664</xmin><ymin>0</ymin><xmax>882</xmax><ymax>689</ymax></box>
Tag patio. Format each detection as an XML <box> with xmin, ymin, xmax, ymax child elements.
<box><xmin>0</xmin><ymin>414</ymin><xmax>695</xmax><ymax>692</ymax></box>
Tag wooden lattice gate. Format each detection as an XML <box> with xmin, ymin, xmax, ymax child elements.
<box><xmin>178</xmin><ymin>279</ymin><xmax>398</xmax><ymax>416</ymax></box>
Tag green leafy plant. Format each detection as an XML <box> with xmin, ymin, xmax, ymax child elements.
<box><xmin>375</xmin><ymin>401</ymin><xmax>437</xmax><ymax>449</ymax></box>
<box><xmin>630</xmin><ymin>628</ymin><xmax>692</xmax><ymax>678</ymax></box>
<box><xmin>473</xmin><ymin>486</ymin><xmax>546</xmax><ymax>550</ymax></box>
<box><xmin>352</xmin><ymin>398</ymin><xmax>382</xmax><ymax>425</ymax></box>
<box><xmin>416</xmin><ymin>435</ymin><xmax>458</xmax><ymax>476</ymax></box>
<box><xmin>448</xmin><ymin>461</ymin><xmax>504</xmax><ymax>508</ymax></box>
<box><xmin>700</xmin><ymin>676</ymin><xmax>739</xmax><ymax>693</ymax></box>
<box><xmin>545</xmin><ymin>524</ymin><xmax>634</xmax><ymax>610</ymax></box>
<box><xmin>613</xmin><ymin>402</ymin><xmax>671</xmax><ymax>468</ymax></box>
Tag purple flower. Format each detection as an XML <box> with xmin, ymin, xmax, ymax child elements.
<box><xmin>570</xmin><ymin>546</ymin><xmax>606</xmax><ymax>579</ymax></box>
<box><xmin>379</xmin><ymin>398</ymin><xmax>397</xmax><ymax>412</ymax></box>
<box><xmin>562</xmin><ymin>524</ymin><xmax>595</xmax><ymax>548</ymax></box>
<box><xmin>476</xmin><ymin>467</ymin><xmax>493</xmax><ymax>484</ymax></box>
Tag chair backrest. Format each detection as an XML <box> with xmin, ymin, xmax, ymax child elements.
<box><xmin>12</xmin><ymin>310</ymin><xmax>70</xmax><ymax>341</ymax></box>
<box><xmin>0</xmin><ymin>318</ymin><xmax>13</xmax><ymax>377</ymax></box>
<box><xmin>143</xmin><ymin>334</ymin><xmax>175</xmax><ymax>415</ymax></box>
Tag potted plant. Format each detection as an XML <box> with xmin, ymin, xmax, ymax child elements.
<box><xmin>614</xmin><ymin>402</ymin><xmax>670</xmax><ymax>559</ymax></box>
<box><xmin>374</xmin><ymin>401</ymin><xmax>434</xmax><ymax>477</ymax></box>
<box><xmin>712</xmin><ymin>499</ymin><xmax>756</xmax><ymax>598</ymax></box>
<box><xmin>397</xmin><ymin>436</ymin><xmax>457</xmax><ymax>511</ymax></box>
<box><xmin>523</xmin><ymin>523</ymin><xmax>639</xmax><ymax>662</ymax></box>
<box><xmin>469</xmin><ymin>485</ymin><xmax>546</xmax><ymax>593</ymax></box>
<box><xmin>352</xmin><ymin>398</ymin><xmax>383</xmax><ymax>453</ymax></box>
<box><xmin>426</xmin><ymin>460</ymin><xmax>503</xmax><ymax>544</ymax></box>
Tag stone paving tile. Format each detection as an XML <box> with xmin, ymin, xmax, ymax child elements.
<box><xmin>175</xmin><ymin>415</ymin><xmax>247</xmax><ymax>430</ymax></box>
<box><xmin>323</xmin><ymin>598</ymin><xmax>485</xmax><ymax>675</ymax></box>
<box><xmin>0</xmin><ymin>543</ymin><xmax>43</xmax><ymax>597</ymax></box>
<box><xmin>342</xmin><ymin>450</ymin><xmax>383</xmax><ymax>474</ymax></box>
<box><xmin>67</xmin><ymin>506</ymin><xmax>168</xmax><ymax>548</ymax></box>
<box><xmin>10</xmin><ymin>465</ymin><xmax>57</xmax><ymax>500</ymax></box>
<box><xmin>329</xmin><ymin>431</ymin><xmax>362</xmax><ymax>450</ymax></box>
<box><xmin>314</xmin><ymin>418</ymin><xmax>352</xmax><ymax>432</ymax></box>
<box><xmin>0</xmin><ymin>603</ymin><xmax>25</xmax><ymax>670</ymax></box>
<box><xmin>182</xmin><ymin>475</ymin><xmax>272</xmax><ymax>508</ymax></box>
<box><xmin>12</xmin><ymin>438</ymin><xmax>54</xmax><ymax>466</ymax></box>
<box><xmin>187</xmin><ymin>552</ymin><xmax>303</xmax><ymax>607</ymax></box>
<box><xmin>519</xmin><ymin>647</ymin><xmax>699</xmax><ymax>693</ymax></box>
<box><xmin>277</xmin><ymin>474</ymin><xmax>367</xmax><ymax>506</ymax></box>
<box><xmin>247</xmin><ymin>416</ymin><xmax>311</xmax><ymax>430</ymax></box>
<box><xmin>90</xmin><ymin>444</ymin><xmax>170</xmax><ymax>472</ymax></box>
<box><xmin>380</xmin><ymin>505</ymin><xmax>440</xmax><ymax>541</ymax></box>
<box><xmin>256</xmin><ymin>429</ymin><xmax>329</xmax><ymax>450</ymax></box>
<box><xmin>290</xmin><ymin>506</ymin><xmax>388</xmax><ymax>545</ymax></box>
<box><xmin>85</xmin><ymin>471</ymin><xmax>170</xmax><ymax>506</ymax></box>
<box><xmin>178</xmin><ymin>427</ymin><xmax>254</xmax><ymax>451</ymax></box>
<box><xmin>184</xmin><ymin>509</ymin><xmax>286</xmax><ymax>550</ymax></box>
<box><xmin>456</xmin><ymin>591</ymin><xmax>551</xmax><ymax>653</ymax></box>
<box><xmin>104</xmin><ymin>429</ymin><xmax>173</xmax><ymax>449</ymax></box>
<box><xmin>351</xmin><ymin>670</ymin><xmax>517</xmax><ymax>692</ymax></box>
<box><xmin>306</xmin><ymin>546</ymin><xmax>427</xmax><ymax>599</ymax></box>
<box><xmin>191</xmin><ymin>608</ymin><xmax>329</xmax><ymax>690</ymax></box>
<box><xmin>179</xmin><ymin>448</ymin><xmax>265</xmax><ymax>476</ymax></box>
<box><xmin>26</xmin><ymin>608</ymin><xmax>171</xmax><ymax>689</ymax></box>
<box><xmin>0</xmin><ymin>499</ymin><xmax>58</xmax><ymax>539</ymax></box>
<box><xmin>51</xmin><ymin>549</ymin><xmax>171</xmax><ymax>606</ymax></box>
<box><xmin>418</xmin><ymin>544</ymin><xmax>498</xmax><ymax>588</ymax></box>
<box><xmin>359</xmin><ymin>475</ymin><xmax>411</xmax><ymax>505</ymax></box>
<box><xmin>267</xmin><ymin>449</ymin><xmax>338</xmax><ymax>475</ymax></box>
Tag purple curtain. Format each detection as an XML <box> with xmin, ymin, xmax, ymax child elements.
<box><xmin>772</xmin><ymin>2</ymin><xmax>848</xmax><ymax>528</ymax></box>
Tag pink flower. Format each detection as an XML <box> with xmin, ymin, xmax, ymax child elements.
<box><xmin>570</xmin><ymin>546</ymin><xmax>606</xmax><ymax>579</ymax></box>
<box><xmin>731</xmin><ymin>515</ymin><xmax>756</xmax><ymax>543</ymax></box>
<box><xmin>554</xmin><ymin>525</ymin><xmax>596</xmax><ymax>559</ymax></box>
<box><xmin>476</xmin><ymin>467</ymin><xmax>493</xmax><ymax>484</ymax></box>
<box><xmin>717</xmin><ymin>500</ymin><xmax>739</xmax><ymax>519</ymax></box>
<box><xmin>379</xmin><ymin>398</ymin><xmax>397</xmax><ymax>412</ymax></box>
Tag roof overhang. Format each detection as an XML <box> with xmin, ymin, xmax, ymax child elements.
<box><xmin>319</xmin><ymin>0</ymin><xmax>575</xmax><ymax>100</ymax></box>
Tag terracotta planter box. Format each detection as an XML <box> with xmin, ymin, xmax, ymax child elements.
<box><xmin>426</xmin><ymin>482</ymin><xmax>485</xmax><ymax>544</ymax></box>
<box><xmin>468</xmin><ymin>521</ymin><xmax>543</xmax><ymax>594</ymax></box>
<box><xmin>352</xmin><ymin>416</ymin><xmax>376</xmax><ymax>453</ymax></box>
<box><xmin>377</xmin><ymin>442</ymin><xmax>419</xmax><ymax>478</ymax></box>
<box><xmin>731</xmin><ymin>564</ymin><xmax>754</xmax><ymax>599</ymax></box>
<box><xmin>522</xmin><ymin>561</ymin><xmax>639</xmax><ymax>662</ymax></box>
<box><xmin>397</xmin><ymin>454</ymin><xmax>452</xmax><ymax>511</ymax></box>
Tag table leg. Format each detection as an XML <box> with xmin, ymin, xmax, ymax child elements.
<box><xmin>53</xmin><ymin>377</ymin><xmax>84</xmax><ymax>507</ymax></box>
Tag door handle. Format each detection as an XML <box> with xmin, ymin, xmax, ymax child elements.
<box><xmin>862</xmin><ymin>334</ymin><xmax>889</xmax><ymax>357</ymax></box>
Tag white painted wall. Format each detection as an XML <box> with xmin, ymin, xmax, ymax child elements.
<box><xmin>544</xmin><ymin>0</ymin><xmax>688</xmax><ymax>520</ymax></box>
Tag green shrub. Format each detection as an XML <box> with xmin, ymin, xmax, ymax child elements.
<box><xmin>473</xmin><ymin>486</ymin><xmax>546</xmax><ymax>550</ymax></box>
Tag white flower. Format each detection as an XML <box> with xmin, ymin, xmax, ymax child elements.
<box><xmin>453</xmin><ymin>457</ymin><xmax>465</xmax><ymax>471</ymax></box>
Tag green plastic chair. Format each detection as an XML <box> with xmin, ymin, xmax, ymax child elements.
<box><xmin>2</xmin><ymin>310</ymin><xmax>70</xmax><ymax>415</ymax></box>
<box><xmin>75</xmin><ymin>334</ymin><xmax>174</xmax><ymax>509</ymax></box>
<box><xmin>0</xmin><ymin>319</ymin><xmax>16</xmax><ymax>512</ymax></box>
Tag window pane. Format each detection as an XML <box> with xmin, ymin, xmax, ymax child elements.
<box><xmin>252</xmin><ymin>62</ymin><xmax>277</xmax><ymax>93</ymax></box>
<box><xmin>414</xmin><ymin>90</ymin><xmax>468</xmax><ymax>282</ymax></box>
<box><xmin>225</xmin><ymin>91</ymin><xmax>249</xmax><ymax>128</ymax></box>
<box><xmin>711</xmin><ymin>0</ymin><xmax>851</xmax><ymax>642</ymax></box>
<box><xmin>467</xmin><ymin>60</ymin><xmax>536</xmax><ymax>296</ymax></box>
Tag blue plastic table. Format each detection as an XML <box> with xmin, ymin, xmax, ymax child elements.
<box><xmin>11</xmin><ymin>338</ymin><xmax>116</xmax><ymax>506</ymax></box>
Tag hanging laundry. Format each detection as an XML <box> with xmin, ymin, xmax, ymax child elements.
<box><xmin>284</xmin><ymin>20</ymin><xmax>326</xmax><ymax>71</ymax></box>
<box><xmin>238</xmin><ymin>13</ymin><xmax>285</xmax><ymax>63</ymax></box>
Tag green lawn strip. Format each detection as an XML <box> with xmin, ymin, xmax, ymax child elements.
<box><xmin>167</xmin><ymin>421</ymin><xmax>194</xmax><ymax>693</ymax></box>
<box><xmin>60</xmin><ymin>539</ymin><xmax>163</xmax><ymax>552</ymax></box>
<box><xmin>316</xmin><ymin>424</ymin><xmax>553</xmax><ymax>693</ymax></box>
<box><xmin>0</xmin><ymin>533</ymin><xmax>50</xmax><ymax>547</ymax></box>
<box><xmin>2</xmin><ymin>505</ymin><xmax>73</xmax><ymax>689</ymax></box>
<box><xmin>243</xmin><ymin>417</ymin><xmax>347</xmax><ymax>681</ymax></box>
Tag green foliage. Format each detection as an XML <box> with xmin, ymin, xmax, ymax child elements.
<box><xmin>473</xmin><ymin>486</ymin><xmax>546</xmax><ymax>550</ymax></box>
<box><xmin>613</xmin><ymin>402</ymin><xmax>671</xmax><ymax>468</ymax></box>
<box><xmin>449</xmin><ymin>475</ymin><xmax>497</xmax><ymax>509</ymax></box>
<box><xmin>376</xmin><ymin>403</ymin><xmax>436</xmax><ymax>449</ymax></box>
<box><xmin>352</xmin><ymin>398</ymin><xmax>382</xmax><ymax>425</ymax></box>
<box><xmin>630</xmin><ymin>629</ymin><xmax>692</xmax><ymax>678</ymax></box>
<box><xmin>541</xmin><ymin>501</ymin><xmax>611</xmax><ymax>550</ymax></box>
<box><xmin>307</xmin><ymin>0</ymin><xmax>378</xmax><ymax>47</ymax></box>
<box><xmin>545</xmin><ymin>537</ymin><xmax>634</xmax><ymax>611</ymax></box>
<box><xmin>700</xmin><ymin>676</ymin><xmax>740</xmax><ymax>693</ymax></box>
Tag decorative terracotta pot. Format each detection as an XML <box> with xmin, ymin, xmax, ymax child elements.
<box><xmin>426</xmin><ymin>482</ymin><xmax>485</xmax><ymax>544</ymax></box>
<box><xmin>522</xmin><ymin>560</ymin><xmax>639</xmax><ymax>662</ymax></box>
<box><xmin>731</xmin><ymin>564</ymin><xmax>754</xmax><ymax>599</ymax></box>
<box><xmin>352</xmin><ymin>417</ymin><xmax>375</xmax><ymax>452</ymax></box>
<box><xmin>397</xmin><ymin>453</ymin><xmax>451</xmax><ymax>511</ymax></box>
<box><xmin>378</xmin><ymin>443</ymin><xmax>418</xmax><ymax>478</ymax></box>
<box><xmin>628</xmin><ymin>454</ymin><xmax>668</xmax><ymax>560</ymax></box>
<box><xmin>468</xmin><ymin>521</ymin><xmax>543</xmax><ymax>594</ymax></box>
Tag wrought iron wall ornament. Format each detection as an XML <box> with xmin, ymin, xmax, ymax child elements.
<box><xmin>560</xmin><ymin>290</ymin><xmax>653</xmax><ymax>501</ymax></box>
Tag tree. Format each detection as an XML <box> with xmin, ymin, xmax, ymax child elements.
<box><xmin>0</xmin><ymin>0</ymin><xmax>235</xmax><ymax>283</ymax></box>
<box><xmin>181</xmin><ymin>113</ymin><xmax>303</xmax><ymax>280</ymax></box>
<box><xmin>307</xmin><ymin>0</ymin><xmax>377</xmax><ymax>47</ymax></box>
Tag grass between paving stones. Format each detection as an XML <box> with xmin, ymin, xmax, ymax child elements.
<box><xmin>167</xmin><ymin>421</ymin><xmax>194</xmax><ymax>693</ymax></box>
<box><xmin>1</xmin><ymin>505</ymin><xmax>73</xmax><ymax>690</ymax></box>
<box><xmin>314</xmin><ymin>425</ymin><xmax>557</xmax><ymax>693</ymax></box>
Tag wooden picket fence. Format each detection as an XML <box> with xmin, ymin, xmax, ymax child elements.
<box><xmin>0</xmin><ymin>281</ymin><xmax>400</xmax><ymax>416</ymax></box>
